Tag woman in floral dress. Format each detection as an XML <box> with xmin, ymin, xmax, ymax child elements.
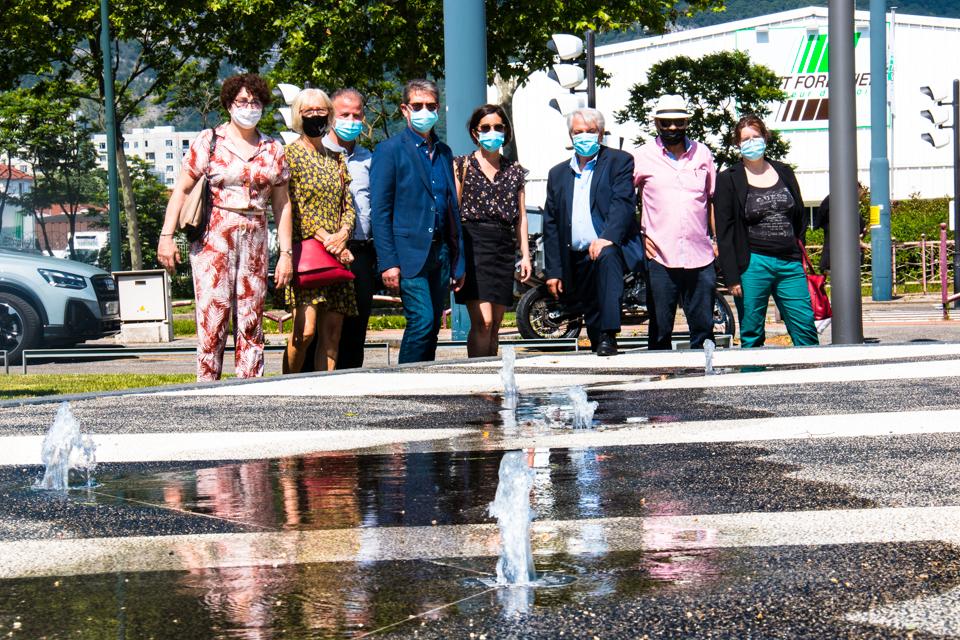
<box><xmin>283</xmin><ymin>88</ymin><xmax>357</xmax><ymax>372</ymax></box>
<box><xmin>158</xmin><ymin>73</ymin><xmax>292</xmax><ymax>381</ymax></box>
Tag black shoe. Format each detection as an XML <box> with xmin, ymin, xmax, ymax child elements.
<box><xmin>587</xmin><ymin>327</ymin><xmax>600</xmax><ymax>352</ymax></box>
<box><xmin>596</xmin><ymin>331</ymin><xmax>618</xmax><ymax>357</ymax></box>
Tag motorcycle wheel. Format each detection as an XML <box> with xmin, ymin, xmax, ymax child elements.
<box><xmin>515</xmin><ymin>284</ymin><xmax>582</xmax><ymax>340</ymax></box>
<box><xmin>713</xmin><ymin>291</ymin><xmax>736</xmax><ymax>338</ymax></box>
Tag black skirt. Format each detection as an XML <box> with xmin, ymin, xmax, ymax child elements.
<box><xmin>455</xmin><ymin>220</ymin><xmax>516</xmax><ymax>306</ymax></box>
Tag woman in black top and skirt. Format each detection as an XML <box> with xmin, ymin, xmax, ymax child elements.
<box><xmin>454</xmin><ymin>104</ymin><xmax>532</xmax><ymax>357</ymax></box>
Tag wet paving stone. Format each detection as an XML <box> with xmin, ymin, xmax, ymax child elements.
<box><xmin>0</xmin><ymin>440</ymin><xmax>878</xmax><ymax>540</ymax></box>
<box><xmin>1</xmin><ymin>542</ymin><xmax>957</xmax><ymax>639</ymax></box>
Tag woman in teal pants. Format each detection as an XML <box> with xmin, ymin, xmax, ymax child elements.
<box><xmin>714</xmin><ymin>115</ymin><xmax>818</xmax><ymax>348</ymax></box>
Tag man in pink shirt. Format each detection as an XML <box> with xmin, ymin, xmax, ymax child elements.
<box><xmin>633</xmin><ymin>94</ymin><xmax>717</xmax><ymax>350</ymax></box>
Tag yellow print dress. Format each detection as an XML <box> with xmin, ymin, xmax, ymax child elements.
<box><xmin>285</xmin><ymin>142</ymin><xmax>358</xmax><ymax>315</ymax></box>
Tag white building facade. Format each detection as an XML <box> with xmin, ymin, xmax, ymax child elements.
<box><xmin>0</xmin><ymin>166</ymin><xmax>35</xmax><ymax>249</ymax></box>
<box><xmin>511</xmin><ymin>7</ymin><xmax>960</xmax><ymax>207</ymax></box>
<box><xmin>92</xmin><ymin>126</ymin><xmax>200</xmax><ymax>186</ymax></box>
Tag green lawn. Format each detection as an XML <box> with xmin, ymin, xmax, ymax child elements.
<box><xmin>0</xmin><ymin>374</ymin><xmax>198</xmax><ymax>399</ymax></box>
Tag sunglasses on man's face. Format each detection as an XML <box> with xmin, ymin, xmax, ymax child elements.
<box><xmin>407</xmin><ymin>102</ymin><xmax>439</xmax><ymax>112</ymax></box>
<box><xmin>477</xmin><ymin>124</ymin><xmax>506</xmax><ymax>133</ymax></box>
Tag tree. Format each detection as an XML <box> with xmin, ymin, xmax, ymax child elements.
<box><xmin>0</xmin><ymin>0</ymin><xmax>278</xmax><ymax>269</ymax></box>
<box><xmin>96</xmin><ymin>157</ymin><xmax>169</xmax><ymax>270</ymax></box>
<box><xmin>0</xmin><ymin>87</ymin><xmax>103</xmax><ymax>259</ymax></box>
<box><xmin>270</xmin><ymin>1</ymin><xmax>726</xmax><ymax>137</ymax></box>
<box><xmin>615</xmin><ymin>50</ymin><xmax>788</xmax><ymax>169</ymax></box>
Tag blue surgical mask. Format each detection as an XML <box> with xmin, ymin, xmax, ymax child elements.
<box><xmin>334</xmin><ymin>118</ymin><xmax>364</xmax><ymax>142</ymax></box>
<box><xmin>740</xmin><ymin>138</ymin><xmax>766</xmax><ymax>160</ymax></box>
<box><xmin>409</xmin><ymin>108</ymin><xmax>439</xmax><ymax>133</ymax></box>
<box><xmin>572</xmin><ymin>132</ymin><xmax>600</xmax><ymax>158</ymax></box>
<box><xmin>478</xmin><ymin>130</ymin><xmax>505</xmax><ymax>152</ymax></box>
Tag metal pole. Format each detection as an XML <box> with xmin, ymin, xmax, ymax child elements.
<box><xmin>443</xmin><ymin>0</ymin><xmax>487</xmax><ymax>341</ymax></box>
<box><xmin>869</xmin><ymin>0</ymin><xmax>892</xmax><ymax>300</ymax></box>
<box><xmin>585</xmin><ymin>29</ymin><xmax>596</xmax><ymax>109</ymax></box>
<box><xmin>100</xmin><ymin>0</ymin><xmax>121</xmax><ymax>272</ymax></box>
<box><xmin>952</xmin><ymin>79</ymin><xmax>960</xmax><ymax>308</ymax></box>
<box><xmin>829</xmin><ymin>0</ymin><xmax>864</xmax><ymax>344</ymax></box>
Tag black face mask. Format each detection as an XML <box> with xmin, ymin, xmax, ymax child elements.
<box><xmin>302</xmin><ymin>115</ymin><xmax>328</xmax><ymax>138</ymax></box>
<box><xmin>656</xmin><ymin>122</ymin><xmax>687</xmax><ymax>146</ymax></box>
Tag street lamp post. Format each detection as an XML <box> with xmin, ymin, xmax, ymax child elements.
<box><xmin>828</xmin><ymin>0</ymin><xmax>864</xmax><ymax>344</ymax></box>
<box><xmin>443</xmin><ymin>0</ymin><xmax>487</xmax><ymax>340</ymax></box>
<box><xmin>100</xmin><ymin>0</ymin><xmax>121</xmax><ymax>272</ymax></box>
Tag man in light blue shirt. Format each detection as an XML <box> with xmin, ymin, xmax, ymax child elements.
<box><xmin>322</xmin><ymin>88</ymin><xmax>376</xmax><ymax>370</ymax></box>
<box><xmin>542</xmin><ymin>108</ymin><xmax>642</xmax><ymax>356</ymax></box>
<box><xmin>569</xmin><ymin>155</ymin><xmax>598</xmax><ymax>250</ymax></box>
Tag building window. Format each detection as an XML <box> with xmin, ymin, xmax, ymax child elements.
<box><xmin>123</xmin><ymin>141</ymin><xmax>129</xmax><ymax>149</ymax></box>
<box><xmin>165</xmin><ymin>152</ymin><xmax>174</xmax><ymax>159</ymax></box>
<box><xmin>98</xmin><ymin>142</ymin><xmax>106</xmax><ymax>150</ymax></box>
<box><xmin>134</xmin><ymin>141</ymin><xmax>139</xmax><ymax>148</ymax></box>
<box><xmin>165</xmin><ymin>165</ymin><xmax>174</xmax><ymax>173</ymax></box>
<box><xmin>182</xmin><ymin>140</ymin><xmax>190</xmax><ymax>148</ymax></box>
<box><xmin>145</xmin><ymin>152</ymin><xmax>155</xmax><ymax>160</ymax></box>
<box><xmin>165</xmin><ymin>178</ymin><xmax>174</xmax><ymax>185</ymax></box>
<box><xmin>165</xmin><ymin>139</ymin><xmax>173</xmax><ymax>147</ymax></box>
<box><xmin>144</xmin><ymin>140</ymin><xmax>149</xmax><ymax>148</ymax></box>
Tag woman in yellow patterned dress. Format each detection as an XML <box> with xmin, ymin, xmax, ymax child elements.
<box><xmin>284</xmin><ymin>88</ymin><xmax>357</xmax><ymax>372</ymax></box>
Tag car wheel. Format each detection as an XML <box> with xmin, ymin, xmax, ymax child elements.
<box><xmin>0</xmin><ymin>292</ymin><xmax>41</xmax><ymax>365</ymax></box>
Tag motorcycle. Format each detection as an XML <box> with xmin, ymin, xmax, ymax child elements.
<box><xmin>514</xmin><ymin>234</ymin><xmax>736</xmax><ymax>341</ymax></box>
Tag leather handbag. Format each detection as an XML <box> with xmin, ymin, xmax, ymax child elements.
<box><xmin>177</xmin><ymin>129</ymin><xmax>218</xmax><ymax>242</ymax></box>
<box><xmin>799</xmin><ymin>241</ymin><xmax>832</xmax><ymax>320</ymax></box>
<box><xmin>292</xmin><ymin>152</ymin><xmax>355</xmax><ymax>287</ymax></box>
<box><xmin>292</xmin><ymin>239</ymin><xmax>355</xmax><ymax>287</ymax></box>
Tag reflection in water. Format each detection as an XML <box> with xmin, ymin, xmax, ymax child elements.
<box><xmin>62</xmin><ymin>445</ymin><xmax>731</xmax><ymax>637</ymax></box>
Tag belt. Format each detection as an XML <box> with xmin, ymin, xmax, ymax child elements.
<box><xmin>216</xmin><ymin>206</ymin><xmax>265</xmax><ymax>216</ymax></box>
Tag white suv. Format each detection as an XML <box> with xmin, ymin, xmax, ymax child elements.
<box><xmin>0</xmin><ymin>249</ymin><xmax>120</xmax><ymax>364</ymax></box>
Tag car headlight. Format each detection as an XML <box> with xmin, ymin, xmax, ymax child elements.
<box><xmin>38</xmin><ymin>268</ymin><xmax>88</xmax><ymax>290</ymax></box>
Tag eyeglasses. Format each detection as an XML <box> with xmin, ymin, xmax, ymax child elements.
<box><xmin>233</xmin><ymin>99</ymin><xmax>263</xmax><ymax>109</ymax></box>
<box><xmin>300</xmin><ymin>108</ymin><xmax>329</xmax><ymax>117</ymax></box>
<box><xmin>477</xmin><ymin>124</ymin><xmax>506</xmax><ymax>133</ymax></box>
<box><xmin>407</xmin><ymin>102</ymin><xmax>439</xmax><ymax>112</ymax></box>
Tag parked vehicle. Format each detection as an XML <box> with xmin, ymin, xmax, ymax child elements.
<box><xmin>0</xmin><ymin>249</ymin><xmax>120</xmax><ymax>364</ymax></box>
<box><xmin>514</xmin><ymin>234</ymin><xmax>735</xmax><ymax>341</ymax></box>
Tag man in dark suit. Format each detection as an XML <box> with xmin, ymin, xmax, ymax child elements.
<box><xmin>543</xmin><ymin>107</ymin><xmax>642</xmax><ymax>356</ymax></box>
<box><xmin>370</xmin><ymin>79</ymin><xmax>465</xmax><ymax>364</ymax></box>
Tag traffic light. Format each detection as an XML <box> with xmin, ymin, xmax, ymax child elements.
<box><xmin>919</xmin><ymin>84</ymin><xmax>952</xmax><ymax>149</ymax></box>
<box><xmin>545</xmin><ymin>30</ymin><xmax>595</xmax><ymax>112</ymax></box>
<box><xmin>271</xmin><ymin>82</ymin><xmax>302</xmax><ymax>143</ymax></box>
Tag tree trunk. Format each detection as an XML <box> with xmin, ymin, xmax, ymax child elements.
<box><xmin>494</xmin><ymin>75</ymin><xmax>521</xmax><ymax>162</ymax></box>
<box><xmin>115</xmin><ymin>143</ymin><xmax>142</xmax><ymax>269</ymax></box>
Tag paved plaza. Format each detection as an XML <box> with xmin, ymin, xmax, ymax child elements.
<box><xmin>2</xmin><ymin>340</ymin><xmax>960</xmax><ymax>637</ymax></box>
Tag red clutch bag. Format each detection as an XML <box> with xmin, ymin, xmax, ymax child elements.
<box><xmin>292</xmin><ymin>238</ymin><xmax>355</xmax><ymax>288</ymax></box>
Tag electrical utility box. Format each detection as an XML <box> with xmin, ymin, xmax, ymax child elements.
<box><xmin>113</xmin><ymin>269</ymin><xmax>174</xmax><ymax>343</ymax></box>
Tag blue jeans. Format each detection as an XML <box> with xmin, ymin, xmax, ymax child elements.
<box><xmin>646</xmin><ymin>260</ymin><xmax>716</xmax><ymax>350</ymax></box>
<box><xmin>399</xmin><ymin>242</ymin><xmax>450</xmax><ymax>364</ymax></box>
<box><xmin>735</xmin><ymin>253</ymin><xmax>818</xmax><ymax>348</ymax></box>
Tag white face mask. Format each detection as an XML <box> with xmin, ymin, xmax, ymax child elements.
<box><xmin>230</xmin><ymin>106</ymin><xmax>262</xmax><ymax>130</ymax></box>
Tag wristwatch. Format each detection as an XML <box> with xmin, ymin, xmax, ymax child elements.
<box><xmin>281</xmin><ymin>249</ymin><xmax>293</xmax><ymax>257</ymax></box>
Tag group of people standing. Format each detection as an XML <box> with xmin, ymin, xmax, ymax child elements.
<box><xmin>158</xmin><ymin>73</ymin><xmax>818</xmax><ymax>383</ymax></box>
<box><xmin>544</xmin><ymin>94</ymin><xmax>818</xmax><ymax>356</ymax></box>
<box><xmin>157</xmin><ymin>75</ymin><xmax>529</xmax><ymax>380</ymax></box>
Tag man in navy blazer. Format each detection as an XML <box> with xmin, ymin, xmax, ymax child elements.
<box><xmin>543</xmin><ymin>107</ymin><xmax>643</xmax><ymax>356</ymax></box>
<box><xmin>370</xmin><ymin>79</ymin><xmax>466</xmax><ymax>364</ymax></box>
